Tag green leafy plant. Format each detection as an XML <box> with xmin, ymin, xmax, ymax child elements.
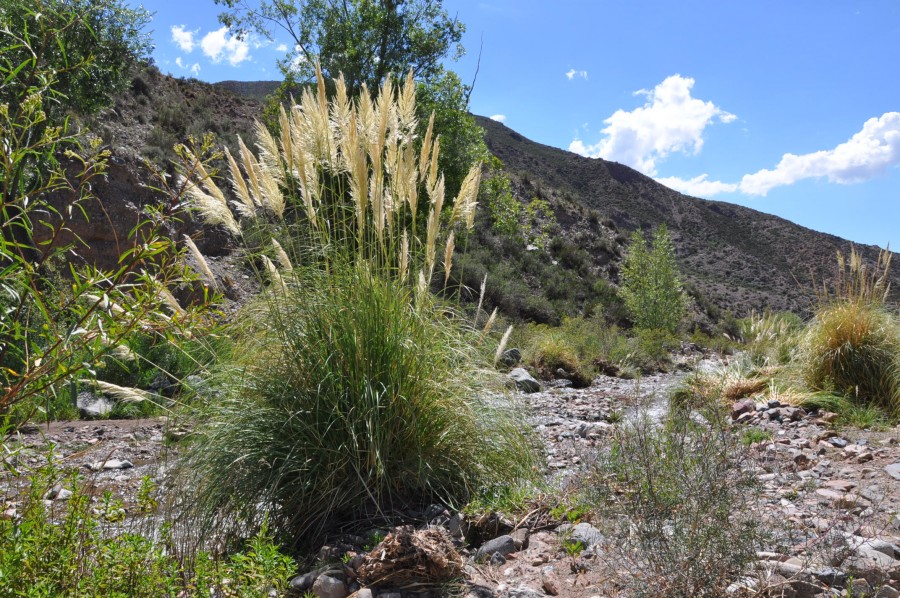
<box><xmin>0</xmin><ymin>3</ymin><xmax>210</xmax><ymax>428</ymax></box>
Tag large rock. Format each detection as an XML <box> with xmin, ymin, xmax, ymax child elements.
<box><xmin>311</xmin><ymin>573</ymin><xmax>348</xmax><ymax>598</ymax></box>
<box><xmin>556</xmin><ymin>522</ymin><xmax>605</xmax><ymax>547</ymax></box>
<box><xmin>76</xmin><ymin>392</ymin><xmax>113</xmax><ymax>419</ymax></box>
<box><xmin>509</xmin><ymin>368</ymin><xmax>541</xmax><ymax>393</ymax></box>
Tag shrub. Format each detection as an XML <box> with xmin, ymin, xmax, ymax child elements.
<box><xmin>179</xmin><ymin>265</ymin><xmax>536</xmax><ymax>547</ymax></box>
<box><xmin>800</xmin><ymin>246</ymin><xmax>900</xmax><ymax>418</ymax></box>
<box><xmin>588</xmin><ymin>410</ymin><xmax>767</xmax><ymax>597</ymax></box>
<box><xmin>0</xmin><ymin>453</ymin><xmax>295</xmax><ymax>596</ymax></box>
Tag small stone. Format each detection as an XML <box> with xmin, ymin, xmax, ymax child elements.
<box><xmin>875</xmin><ymin>586</ymin><xmax>900</xmax><ymax>598</ymax></box>
<box><xmin>732</xmin><ymin>399</ymin><xmax>756</xmax><ymax>420</ymax></box>
<box><xmin>849</xmin><ymin>578</ymin><xmax>872</xmax><ymax>596</ymax></box>
<box><xmin>89</xmin><ymin>459</ymin><xmax>134</xmax><ymax>471</ymax></box>
<box><xmin>812</xmin><ymin>567</ymin><xmax>848</xmax><ymax>586</ymax></box>
<box><xmin>489</xmin><ymin>551</ymin><xmax>506</xmax><ymax>566</ymax></box>
<box><xmin>541</xmin><ymin>569</ymin><xmax>560</xmax><ymax>596</ymax></box>
<box><xmin>311</xmin><ymin>574</ymin><xmax>347</xmax><ymax>598</ymax></box>
<box><xmin>499</xmin><ymin>348</ymin><xmax>522</xmax><ymax>367</ymax></box>
<box><xmin>510</xmin><ymin>528</ymin><xmax>530</xmax><ymax>551</ymax></box>
<box><xmin>829</xmin><ymin>437</ymin><xmax>849</xmax><ymax>448</ymax></box>
<box><xmin>556</xmin><ymin>522</ymin><xmax>604</xmax><ymax>547</ymax></box>
<box><xmin>355</xmin><ymin>590</ymin><xmax>373</xmax><ymax>598</ymax></box>
<box><xmin>823</xmin><ymin>479</ymin><xmax>856</xmax><ymax>492</ymax></box>
<box><xmin>475</xmin><ymin>535</ymin><xmax>516</xmax><ymax>562</ymax></box>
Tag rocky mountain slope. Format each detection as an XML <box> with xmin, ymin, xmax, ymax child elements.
<box><xmin>66</xmin><ymin>67</ymin><xmax>897</xmax><ymax>321</ymax></box>
<box><xmin>476</xmin><ymin>116</ymin><xmax>899</xmax><ymax>317</ymax></box>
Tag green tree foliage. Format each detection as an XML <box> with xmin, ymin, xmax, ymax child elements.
<box><xmin>0</xmin><ymin>1</ymin><xmax>208</xmax><ymax>426</ymax></box>
<box><xmin>480</xmin><ymin>156</ymin><xmax>521</xmax><ymax>238</ymax></box>
<box><xmin>619</xmin><ymin>225</ymin><xmax>686</xmax><ymax>334</ymax></box>
<box><xmin>0</xmin><ymin>0</ymin><xmax>152</xmax><ymax>118</ymax></box>
<box><xmin>215</xmin><ymin>0</ymin><xmax>463</xmax><ymax>97</ymax></box>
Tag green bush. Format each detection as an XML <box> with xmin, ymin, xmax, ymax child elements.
<box><xmin>180</xmin><ymin>70</ymin><xmax>536</xmax><ymax>548</ymax></box>
<box><xmin>179</xmin><ymin>265</ymin><xmax>536</xmax><ymax>547</ymax></box>
<box><xmin>800</xmin><ymin>301</ymin><xmax>900</xmax><ymax>417</ymax></box>
<box><xmin>619</xmin><ymin>225</ymin><xmax>686</xmax><ymax>334</ymax></box>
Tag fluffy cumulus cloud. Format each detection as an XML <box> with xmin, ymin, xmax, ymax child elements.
<box><xmin>171</xmin><ymin>25</ymin><xmax>195</xmax><ymax>52</ymax></box>
<box><xmin>655</xmin><ymin>174</ymin><xmax>738</xmax><ymax>196</ymax></box>
<box><xmin>490</xmin><ymin>114</ymin><xmax>507</xmax><ymax>123</ymax></box>
<box><xmin>201</xmin><ymin>27</ymin><xmax>250</xmax><ymax>66</ymax></box>
<box><xmin>175</xmin><ymin>57</ymin><xmax>201</xmax><ymax>76</ymax></box>
<box><xmin>569</xmin><ymin>74</ymin><xmax>735</xmax><ymax>175</ymax></box>
<box><xmin>739</xmin><ymin>112</ymin><xmax>900</xmax><ymax>195</ymax></box>
<box><xmin>565</xmin><ymin>69</ymin><xmax>588</xmax><ymax>80</ymax></box>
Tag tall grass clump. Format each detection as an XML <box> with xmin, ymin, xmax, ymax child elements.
<box><xmin>800</xmin><ymin>246</ymin><xmax>900</xmax><ymax>418</ymax></box>
<box><xmin>178</xmin><ymin>66</ymin><xmax>537</xmax><ymax>548</ymax></box>
<box><xmin>180</xmin><ymin>266</ymin><xmax>534</xmax><ymax>546</ymax></box>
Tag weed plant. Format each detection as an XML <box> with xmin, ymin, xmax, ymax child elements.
<box><xmin>180</xmin><ymin>265</ymin><xmax>536</xmax><ymax>548</ymax></box>
<box><xmin>588</xmin><ymin>408</ymin><xmax>767</xmax><ymax>597</ymax></box>
<box><xmin>0</xmin><ymin>453</ymin><xmax>294</xmax><ymax>596</ymax></box>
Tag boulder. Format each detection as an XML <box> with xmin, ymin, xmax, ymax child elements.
<box><xmin>509</xmin><ymin>368</ymin><xmax>541</xmax><ymax>393</ymax></box>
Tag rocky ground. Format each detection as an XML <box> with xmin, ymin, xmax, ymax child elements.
<box><xmin>2</xmin><ymin>354</ymin><xmax>899</xmax><ymax>597</ymax></box>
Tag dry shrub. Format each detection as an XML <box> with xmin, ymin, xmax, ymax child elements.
<box><xmin>723</xmin><ymin>377</ymin><xmax>770</xmax><ymax>401</ymax></box>
<box><xmin>357</xmin><ymin>526</ymin><xmax>464</xmax><ymax>588</ymax></box>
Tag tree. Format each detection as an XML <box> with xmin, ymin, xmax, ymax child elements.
<box><xmin>1</xmin><ymin>0</ymin><xmax>151</xmax><ymax>261</ymax></box>
<box><xmin>619</xmin><ymin>225</ymin><xmax>686</xmax><ymax>334</ymax></box>
<box><xmin>0</xmin><ymin>0</ymin><xmax>152</xmax><ymax>118</ymax></box>
<box><xmin>216</xmin><ymin>0</ymin><xmax>464</xmax><ymax>97</ymax></box>
<box><xmin>217</xmin><ymin>0</ymin><xmax>484</xmax><ymax>198</ymax></box>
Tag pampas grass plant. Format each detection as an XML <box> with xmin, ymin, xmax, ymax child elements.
<box><xmin>177</xmin><ymin>67</ymin><xmax>534</xmax><ymax>549</ymax></box>
<box><xmin>178</xmin><ymin>265</ymin><xmax>536</xmax><ymax>548</ymax></box>
<box><xmin>800</xmin><ymin>246</ymin><xmax>900</xmax><ymax>418</ymax></box>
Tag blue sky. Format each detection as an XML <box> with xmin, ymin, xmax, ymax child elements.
<box><xmin>138</xmin><ymin>0</ymin><xmax>898</xmax><ymax>249</ymax></box>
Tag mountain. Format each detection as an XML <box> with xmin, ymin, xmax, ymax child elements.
<box><xmin>474</xmin><ymin>115</ymin><xmax>899</xmax><ymax>318</ymax></box>
<box><xmin>63</xmin><ymin>68</ymin><xmax>897</xmax><ymax>324</ymax></box>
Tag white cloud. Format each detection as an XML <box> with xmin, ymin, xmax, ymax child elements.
<box><xmin>655</xmin><ymin>174</ymin><xmax>738</xmax><ymax>197</ymax></box>
<box><xmin>276</xmin><ymin>43</ymin><xmax>288</xmax><ymax>52</ymax></box>
<box><xmin>568</xmin><ymin>74</ymin><xmax>735</xmax><ymax>175</ymax></box>
<box><xmin>739</xmin><ymin>112</ymin><xmax>900</xmax><ymax>195</ymax></box>
<box><xmin>171</xmin><ymin>25</ymin><xmax>195</xmax><ymax>53</ymax></box>
<box><xmin>490</xmin><ymin>114</ymin><xmax>507</xmax><ymax>123</ymax></box>
<box><xmin>565</xmin><ymin>69</ymin><xmax>588</xmax><ymax>80</ymax></box>
<box><xmin>175</xmin><ymin>56</ymin><xmax>201</xmax><ymax>76</ymax></box>
<box><xmin>201</xmin><ymin>27</ymin><xmax>250</xmax><ymax>66</ymax></box>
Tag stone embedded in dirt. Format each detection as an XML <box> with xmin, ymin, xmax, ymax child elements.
<box><xmin>498</xmin><ymin>347</ymin><xmax>522</xmax><ymax>367</ymax></box>
<box><xmin>540</xmin><ymin>567</ymin><xmax>560</xmax><ymax>595</ymax></box>
<box><xmin>475</xmin><ymin>535</ymin><xmax>516</xmax><ymax>563</ymax></box>
<box><xmin>88</xmin><ymin>458</ymin><xmax>134</xmax><ymax>471</ymax></box>
<box><xmin>556</xmin><ymin>522</ymin><xmax>604</xmax><ymax>547</ymax></box>
<box><xmin>885</xmin><ymin>463</ymin><xmax>900</xmax><ymax>481</ymax></box>
<box><xmin>732</xmin><ymin>398</ymin><xmax>756</xmax><ymax>420</ymax></box>
<box><xmin>824</xmin><ymin>479</ymin><xmax>857</xmax><ymax>492</ymax></box>
<box><xmin>829</xmin><ymin>437</ymin><xmax>849</xmax><ymax>448</ymax></box>
<box><xmin>509</xmin><ymin>368</ymin><xmax>541</xmax><ymax>393</ymax></box>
